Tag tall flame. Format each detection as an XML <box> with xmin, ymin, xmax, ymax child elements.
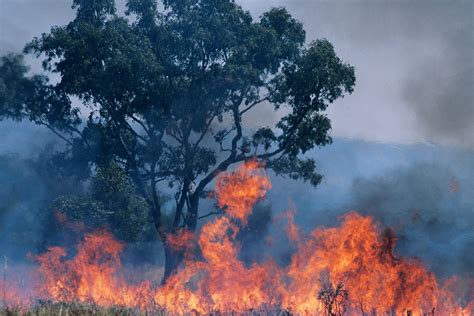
<box><xmin>214</xmin><ymin>159</ymin><xmax>271</xmax><ymax>222</ymax></box>
<box><xmin>281</xmin><ymin>212</ymin><xmax>471</xmax><ymax>314</ymax></box>
<box><xmin>2</xmin><ymin>161</ymin><xmax>472</xmax><ymax>315</ymax></box>
<box><xmin>156</xmin><ymin>159</ymin><xmax>276</xmax><ymax>313</ymax></box>
<box><xmin>35</xmin><ymin>231</ymin><xmax>152</xmax><ymax>309</ymax></box>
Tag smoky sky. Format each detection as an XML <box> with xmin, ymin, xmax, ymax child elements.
<box><xmin>0</xmin><ymin>0</ymin><xmax>473</xmax><ymax>281</ymax></box>
<box><xmin>1</xmin><ymin>0</ymin><xmax>472</xmax><ymax>147</ymax></box>
<box><xmin>240</xmin><ymin>0</ymin><xmax>474</xmax><ymax>148</ymax></box>
<box><xmin>402</xmin><ymin>23</ymin><xmax>473</xmax><ymax>148</ymax></box>
<box><xmin>263</xmin><ymin>143</ymin><xmax>474</xmax><ymax>278</ymax></box>
<box><xmin>348</xmin><ymin>162</ymin><xmax>474</xmax><ymax>278</ymax></box>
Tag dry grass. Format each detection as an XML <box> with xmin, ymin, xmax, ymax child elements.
<box><xmin>0</xmin><ymin>303</ymin><xmax>293</xmax><ymax>316</ymax></box>
<box><xmin>0</xmin><ymin>302</ymin><xmax>167</xmax><ymax>316</ymax></box>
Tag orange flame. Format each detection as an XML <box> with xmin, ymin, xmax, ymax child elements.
<box><xmin>35</xmin><ymin>230</ymin><xmax>152</xmax><ymax>309</ymax></box>
<box><xmin>214</xmin><ymin>159</ymin><xmax>271</xmax><ymax>223</ymax></box>
<box><xmin>281</xmin><ymin>212</ymin><xmax>472</xmax><ymax>314</ymax></box>
<box><xmin>155</xmin><ymin>160</ymin><xmax>276</xmax><ymax>313</ymax></box>
<box><xmin>166</xmin><ymin>229</ymin><xmax>195</xmax><ymax>252</ymax></box>
<box><xmin>4</xmin><ymin>161</ymin><xmax>473</xmax><ymax>315</ymax></box>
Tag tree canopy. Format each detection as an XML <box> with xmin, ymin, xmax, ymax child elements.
<box><xmin>0</xmin><ymin>0</ymin><xmax>355</xmax><ymax>280</ymax></box>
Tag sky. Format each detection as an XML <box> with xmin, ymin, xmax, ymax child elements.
<box><xmin>1</xmin><ymin>0</ymin><xmax>473</xmax><ymax>148</ymax></box>
<box><xmin>0</xmin><ymin>0</ymin><xmax>473</xmax><ymax>277</ymax></box>
<box><xmin>241</xmin><ymin>0</ymin><xmax>474</xmax><ymax>148</ymax></box>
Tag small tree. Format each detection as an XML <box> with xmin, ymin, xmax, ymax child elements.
<box><xmin>0</xmin><ymin>0</ymin><xmax>355</xmax><ymax>281</ymax></box>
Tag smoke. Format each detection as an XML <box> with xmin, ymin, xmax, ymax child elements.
<box><xmin>402</xmin><ymin>23</ymin><xmax>474</xmax><ymax>147</ymax></box>
<box><xmin>0</xmin><ymin>124</ymin><xmax>67</xmax><ymax>262</ymax></box>
<box><xmin>0</xmin><ymin>0</ymin><xmax>472</xmax><ymax>289</ymax></box>
<box><xmin>259</xmin><ymin>140</ymin><xmax>473</xmax><ymax>279</ymax></box>
<box><xmin>240</xmin><ymin>0</ymin><xmax>474</xmax><ymax>148</ymax></box>
<box><xmin>0</xmin><ymin>121</ymin><xmax>56</xmax><ymax>155</ymax></box>
<box><xmin>0</xmin><ymin>153</ymin><xmax>51</xmax><ymax>261</ymax></box>
<box><xmin>349</xmin><ymin>162</ymin><xmax>474</xmax><ymax>278</ymax></box>
<box><xmin>2</xmin><ymin>0</ymin><xmax>472</xmax><ymax>147</ymax></box>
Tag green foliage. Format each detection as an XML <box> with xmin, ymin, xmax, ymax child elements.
<box><xmin>72</xmin><ymin>0</ymin><xmax>116</xmax><ymax>24</ymax></box>
<box><xmin>0</xmin><ymin>54</ymin><xmax>80</xmax><ymax>132</ymax></box>
<box><xmin>53</xmin><ymin>163</ymin><xmax>152</xmax><ymax>242</ymax></box>
<box><xmin>53</xmin><ymin>195</ymin><xmax>108</xmax><ymax>224</ymax></box>
<box><xmin>0</xmin><ymin>0</ymin><xmax>355</xmax><ymax>236</ymax></box>
<box><xmin>269</xmin><ymin>157</ymin><xmax>323</xmax><ymax>187</ymax></box>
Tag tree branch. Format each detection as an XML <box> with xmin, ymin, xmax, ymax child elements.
<box><xmin>239</xmin><ymin>96</ymin><xmax>269</xmax><ymax>116</ymax></box>
<box><xmin>192</xmin><ymin>112</ymin><xmax>216</xmax><ymax>153</ymax></box>
<box><xmin>39</xmin><ymin>122</ymin><xmax>74</xmax><ymax>146</ymax></box>
<box><xmin>173</xmin><ymin>181</ymin><xmax>189</xmax><ymax>230</ymax></box>
<box><xmin>167</xmin><ymin>130</ymin><xmax>184</xmax><ymax>144</ymax></box>
<box><xmin>194</xmin><ymin>93</ymin><xmax>245</xmax><ymax>194</ymax></box>
<box><xmin>197</xmin><ymin>211</ymin><xmax>222</xmax><ymax>220</ymax></box>
<box><xmin>129</xmin><ymin>114</ymin><xmax>151</xmax><ymax>136</ymax></box>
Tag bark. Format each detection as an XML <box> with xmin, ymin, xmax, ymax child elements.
<box><xmin>161</xmin><ymin>194</ymin><xmax>200</xmax><ymax>284</ymax></box>
<box><xmin>162</xmin><ymin>241</ymin><xmax>181</xmax><ymax>283</ymax></box>
<box><xmin>186</xmin><ymin>193</ymin><xmax>199</xmax><ymax>230</ymax></box>
<box><xmin>150</xmin><ymin>204</ymin><xmax>179</xmax><ymax>285</ymax></box>
<box><xmin>150</xmin><ymin>205</ymin><xmax>162</xmax><ymax>234</ymax></box>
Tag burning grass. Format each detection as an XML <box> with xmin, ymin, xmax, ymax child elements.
<box><xmin>2</xmin><ymin>161</ymin><xmax>473</xmax><ymax>315</ymax></box>
<box><xmin>0</xmin><ymin>302</ymin><xmax>165</xmax><ymax>316</ymax></box>
<box><xmin>0</xmin><ymin>304</ymin><xmax>295</xmax><ymax>316</ymax></box>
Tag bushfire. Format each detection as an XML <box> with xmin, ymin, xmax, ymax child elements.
<box><xmin>1</xmin><ymin>161</ymin><xmax>472</xmax><ymax>315</ymax></box>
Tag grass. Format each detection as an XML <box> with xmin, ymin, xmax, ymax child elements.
<box><xmin>0</xmin><ymin>303</ymin><xmax>293</xmax><ymax>316</ymax></box>
<box><xmin>0</xmin><ymin>302</ymin><xmax>167</xmax><ymax>316</ymax></box>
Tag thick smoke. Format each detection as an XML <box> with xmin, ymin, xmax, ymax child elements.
<box><xmin>0</xmin><ymin>122</ymin><xmax>61</xmax><ymax>262</ymax></box>
<box><xmin>3</xmin><ymin>0</ymin><xmax>472</xmax><ymax>147</ymax></box>
<box><xmin>0</xmin><ymin>0</ymin><xmax>472</xmax><ymax>288</ymax></box>
<box><xmin>260</xmin><ymin>140</ymin><xmax>473</xmax><ymax>279</ymax></box>
<box><xmin>241</xmin><ymin>0</ymin><xmax>474</xmax><ymax>148</ymax></box>
<box><xmin>349</xmin><ymin>162</ymin><xmax>474</xmax><ymax>278</ymax></box>
<box><xmin>401</xmin><ymin>4</ymin><xmax>473</xmax><ymax>148</ymax></box>
<box><xmin>0</xmin><ymin>154</ymin><xmax>48</xmax><ymax>260</ymax></box>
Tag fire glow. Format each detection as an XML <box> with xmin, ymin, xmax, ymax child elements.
<box><xmin>2</xmin><ymin>161</ymin><xmax>472</xmax><ymax>315</ymax></box>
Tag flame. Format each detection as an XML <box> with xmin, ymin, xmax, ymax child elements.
<box><xmin>214</xmin><ymin>159</ymin><xmax>271</xmax><ymax>222</ymax></box>
<box><xmin>35</xmin><ymin>230</ymin><xmax>152</xmax><ymax>309</ymax></box>
<box><xmin>1</xmin><ymin>261</ymin><xmax>40</xmax><ymax>312</ymax></box>
<box><xmin>166</xmin><ymin>229</ymin><xmax>195</xmax><ymax>253</ymax></box>
<box><xmin>3</xmin><ymin>161</ymin><xmax>473</xmax><ymax>315</ymax></box>
<box><xmin>155</xmin><ymin>160</ymin><xmax>276</xmax><ymax>313</ymax></box>
<box><xmin>286</xmin><ymin>207</ymin><xmax>301</xmax><ymax>244</ymax></box>
<box><xmin>281</xmin><ymin>212</ymin><xmax>472</xmax><ymax>314</ymax></box>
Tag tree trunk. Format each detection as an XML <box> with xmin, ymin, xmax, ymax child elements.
<box><xmin>161</xmin><ymin>195</ymin><xmax>200</xmax><ymax>284</ymax></box>
<box><xmin>150</xmin><ymin>205</ymin><xmax>162</xmax><ymax>235</ymax></box>
<box><xmin>186</xmin><ymin>193</ymin><xmax>200</xmax><ymax>230</ymax></box>
<box><xmin>150</xmin><ymin>204</ymin><xmax>175</xmax><ymax>284</ymax></box>
<box><xmin>162</xmin><ymin>241</ymin><xmax>181</xmax><ymax>283</ymax></box>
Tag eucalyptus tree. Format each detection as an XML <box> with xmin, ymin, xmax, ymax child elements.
<box><xmin>0</xmin><ymin>0</ymin><xmax>355</xmax><ymax>281</ymax></box>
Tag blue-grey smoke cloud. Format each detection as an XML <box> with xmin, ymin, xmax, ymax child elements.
<box><xmin>263</xmin><ymin>140</ymin><xmax>473</xmax><ymax>278</ymax></box>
